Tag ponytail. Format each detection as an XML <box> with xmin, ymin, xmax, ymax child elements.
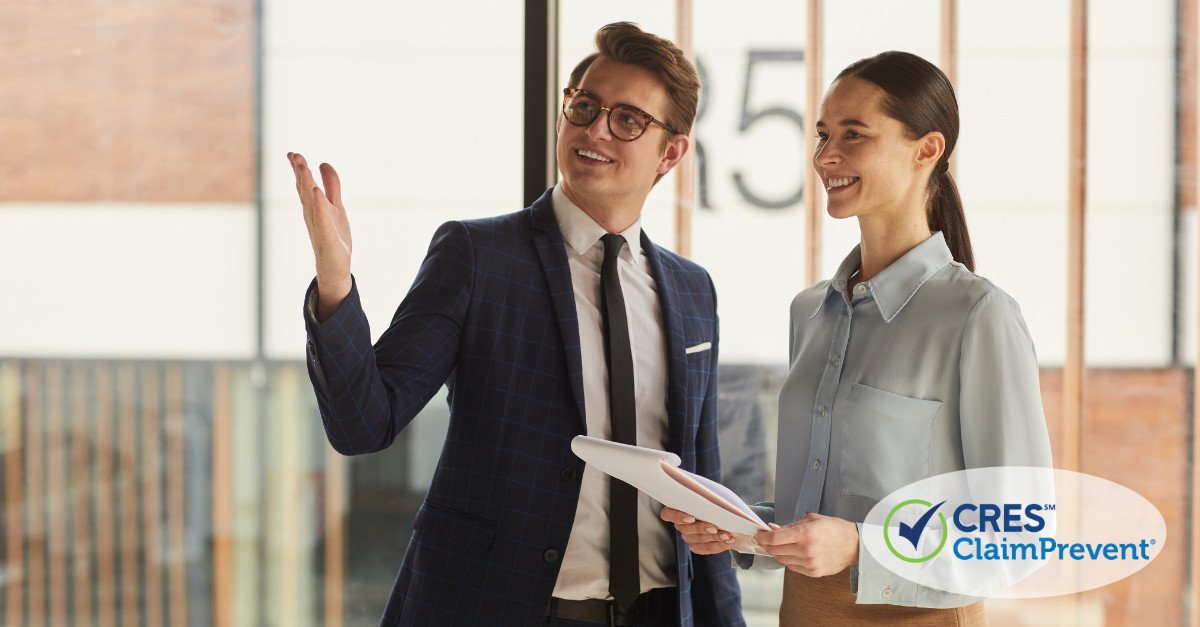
<box><xmin>928</xmin><ymin>167</ymin><xmax>974</xmax><ymax>272</ymax></box>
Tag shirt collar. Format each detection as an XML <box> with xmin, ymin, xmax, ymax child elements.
<box><xmin>813</xmin><ymin>231</ymin><xmax>954</xmax><ymax>323</ymax></box>
<box><xmin>551</xmin><ymin>183</ymin><xmax>643</xmax><ymax>260</ymax></box>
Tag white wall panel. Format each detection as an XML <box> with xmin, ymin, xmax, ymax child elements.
<box><xmin>265</xmin><ymin>0</ymin><xmax>522</xmax><ymax>52</ymax></box>
<box><xmin>823</xmin><ymin>0</ymin><xmax>939</xmax><ymax>84</ymax></box>
<box><xmin>2</xmin><ymin>203</ymin><xmax>256</xmax><ymax>358</ymax></box>
<box><xmin>262</xmin><ymin>0</ymin><xmax>524</xmax><ymax>359</ymax></box>
<box><xmin>689</xmin><ymin>0</ymin><xmax>807</xmax><ymax>364</ymax></box>
<box><xmin>958</xmin><ymin>0</ymin><xmax>1069</xmax><ymax>366</ymax></box>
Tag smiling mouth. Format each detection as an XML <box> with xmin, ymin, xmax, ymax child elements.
<box><xmin>826</xmin><ymin>176</ymin><xmax>859</xmax><ymax>191</ymax></box>
<box><xmin>576</xmin><ymin>148</ymin><xmax>613</xmax><ymax>163</ymax></box>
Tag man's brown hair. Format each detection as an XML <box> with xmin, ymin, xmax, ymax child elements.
<box><xmin>567</xmin><ymin>22</ymin><xmax>700</xmax><ymax>139</ymax></box>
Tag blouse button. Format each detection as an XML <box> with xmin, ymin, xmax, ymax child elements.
<box><xmin>832</xmin><ymin>356</ymin><xmax>843</xmax><ymax>367</ymax></box>
<box><xmin>819</xmin><ymin>406</ymin><xmax>828</xmax><ymax>417</ymax></box>
<box><xmin>854</xmin><ymin>283</ymin><xmax>868</xmax><ymax>294</ymax></box>
<box><xmin>882</xmin><ymin>587</ymin><xmax>893</xmax><ymax>598</ymax></box>
<box><xmin>812</xmin><ymin>460</ymin><xmax>822</xmax><ymax>470</ymax></box>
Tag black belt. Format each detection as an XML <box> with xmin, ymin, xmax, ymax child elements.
<box><xmin>547</xmin><ymin>587</ymin><xmax>677</xmax><ymax>626</ymax></box>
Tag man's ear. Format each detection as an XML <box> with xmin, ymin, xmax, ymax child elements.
<box><xmin>657</xmin><ymin>134</ymin><xmax>691</xmax><ymax>175</ymax></box>
<box><xmin>915</xmin><ymin>131</ymin><xmax>945</xmax><ymax>170</ymax></box>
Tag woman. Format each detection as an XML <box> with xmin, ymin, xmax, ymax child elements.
<box><xmin>661</xmin><ymin>51</ymin><xmax>1052</xmax><ymax>625</ymax></box>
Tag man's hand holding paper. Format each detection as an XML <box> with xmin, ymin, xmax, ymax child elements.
<box><xmin>659</xmin><ymin>506</ymin><xmax>747</xmax><ymax>555</ymax></box>
<box><xmin>570</xmin><ymin>435</ymin><xmax>770</xmax><ymax>556</ymax></box>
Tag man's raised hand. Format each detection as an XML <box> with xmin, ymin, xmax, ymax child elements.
<box><xmin>288</xmin><ymin>152</ymin><xmax>353</xmax><ymax>321</ymax></box>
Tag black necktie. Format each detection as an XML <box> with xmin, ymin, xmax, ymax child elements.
<box><xmin>600</xmin><ymin>233</ymin><xmax>640</xmax><ymax>611</ymax></box>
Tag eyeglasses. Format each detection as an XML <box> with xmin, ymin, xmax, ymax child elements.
<box><xmin>561</xmin><ymin>87</ymin><xmax>678</xmax><ymax>141</ymax></box>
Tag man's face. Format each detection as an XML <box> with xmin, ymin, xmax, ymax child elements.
<box><xmin>556</xmin><ymin>57</ymin><xmax>682</xmax><ymax>216</ymax></box>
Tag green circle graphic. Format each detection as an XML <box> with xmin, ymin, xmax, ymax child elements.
<box><xmin>884</xmin><ymin>499</ymin><xmax>949</xmax><ymax>563</ymax></box>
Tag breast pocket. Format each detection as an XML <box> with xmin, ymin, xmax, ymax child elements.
<box><xmin>685</xmin><ymin>340</ymin><xmax>712</xmax><ymax>386</ymax></box>
<box><xmin>839</xmin><ymin>383</ymin><xmax>942</xmax><ymax>500</ymax></box>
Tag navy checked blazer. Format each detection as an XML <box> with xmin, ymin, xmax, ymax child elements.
<box><xmin>304</xmin><ymin>189</ymin><xmax>744</xmax><ymax>626</ymax></box>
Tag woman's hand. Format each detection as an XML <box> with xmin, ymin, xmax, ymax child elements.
<box><xmin>756</xmin><ymin>513</ymin><xmax>859</xmax><ymax>577</ymax></box>
<box><xmin>659</xmin><ymin>507</ymin><xmax>736</xmax><ymax>555</ymax></box>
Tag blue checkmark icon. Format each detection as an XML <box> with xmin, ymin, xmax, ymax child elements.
<box><xmin>898</xmin><ymin>500</ymin><xmax>946</xmax><ymax>551</ymax></box>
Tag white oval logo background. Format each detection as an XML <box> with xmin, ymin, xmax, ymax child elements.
<box><xmin>861</xmin><ymin>467</ymin><xmax>1166</xmax><ymax>598</ymax></box>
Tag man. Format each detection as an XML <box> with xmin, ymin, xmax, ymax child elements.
<box><xmin>289</xmin><ymin>22</ymin><xmax>743</xmax><ymax>627</ymax></box>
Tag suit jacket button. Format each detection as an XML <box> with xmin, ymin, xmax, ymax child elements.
<box><xmin>543</xmin><ymin>549</ymin><xmax>560</xmax><ymax>563</ymax></box>
<box><xmin>561</xmin><ymin>467</ymin><xmax>577</xmax><ymax>482</ymax></box>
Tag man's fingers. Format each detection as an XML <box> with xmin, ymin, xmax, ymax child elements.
<box><xmin>659</xmin><ymin>508</ymin><xmax>697</xmax><ymax>525</ymax></box>
<box><xmin>293</xmin><ymin>159</ymin><xmax>318</xmax><ymax>203</ymax></box>
<box><xmin>285</xmin><ymin>153</ymin><xmax>314</xmax><ymax>236</ymax></box>
<box><xmin>679</xmin><ymin>524</ymin><xmax>735</xmax><ymax>547</ymax></box>
<box><xmin>292</xmin><ymin>153</ymin><xmax>312</xmax><ymax>189</ymax></box>
<box><xmin>687</xmin><ymin>541</ymin><xmax>731</xmax><ymax>555</ymax></box>
<box><xmin>310</xmin><ymin>184</ymin><xmax>340</xmax><ymax>244</ymax></box>
<box><xmin>320</xmin><ymin>163</ymin><xmax>343</xmax><ymax>207</ymax></box>
<box><xmin>289</xmin><ymin>154</ymin><xmax>319</xmax><ymax>236</ymax></box>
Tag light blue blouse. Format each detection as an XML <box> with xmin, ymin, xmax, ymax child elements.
<box><xmin>739</xmin><ymin>232</ymin><xmax>1053</xmax><ymax>608</ymax></box>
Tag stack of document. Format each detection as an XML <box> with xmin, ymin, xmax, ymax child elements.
<box><xmin>570</xmin><ymin>435</ymin><xmax>770</xmax><ymax>555</ymax></box>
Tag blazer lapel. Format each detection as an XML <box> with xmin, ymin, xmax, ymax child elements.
<box><xmin>529</xmin><ymin>190</ymin><xmax>587</xmax><ymax>430</ymax></box>
<box><xmin>641</xmin><ymin>231</ymin><xmax>687</xmax><ymax>458</ymax></box>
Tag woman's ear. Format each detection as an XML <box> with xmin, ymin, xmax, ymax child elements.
<box><xmin>915</xmin><ymin>131</ymin><xmax>946</xmax><ymax>170</ymax></box>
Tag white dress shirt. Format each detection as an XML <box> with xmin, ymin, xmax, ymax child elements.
<box><xmin>549</xmin><ymin>184</ymin><xmax>678</xmax><ymax>600</ymax></box>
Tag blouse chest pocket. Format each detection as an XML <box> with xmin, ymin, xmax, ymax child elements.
<box><xmin>839</xmin><ymin>383</ymin><xmax>943</xmax><ymax>501</ymax></box>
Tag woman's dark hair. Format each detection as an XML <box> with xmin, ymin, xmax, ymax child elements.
<box><xmin>837</xmin><ymin>51</ymin><xmax>974</xmax><ymax>271</ymax></box>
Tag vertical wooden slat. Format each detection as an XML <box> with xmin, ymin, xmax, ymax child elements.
<box><xmin>1064</xmin><ymin>7</ymin><xmax>1088</xmax><ymax>620</ymax></box>
<box><xmin>674</xmin><ymin>0</ymin><xmax>695</xmax><ymax>258</ymax></box>
<box><xmin>2</xmin><ymin>362</ymin><xmax>24</xmax><ymax>627</ymax></box>
<box><xmin>166</xmin><ymin>364</ymin><xmax>188</xmax><ymax>627</ymax></box>
<box><xmin>1190</xmin><ymin>0</ymin><xmax>1200</xmax><ymax>621</ymax></box>
<box><xmin>1184</xmin><ymin>0</ymin><xmax>1198</xmax><ymax>214</ymax></box>
<box><xmin>46</xmin><ymin>364</ymin><xmax>67</xmax><ymax>627</ymax></box>
<box><xmin>142</xmin><ymin>365</ymin><xmax>164</xmax><ymax>627</ymax></box>
<box><xmin>231</xmin><ymin>367</ymin><xmax>260</xmax><ymax>627</ymax></box>
<box><xmin>93</xmin><ymin>362</ymin><xmax>115</xmax><ymax>624</ymax></box>
<box><xmin>118</xmin><ymin>363</ymin><xmax>139</xmax><ymax>627</ymax></box>
<box><xmin>323</xmin><ymin>442</ymin><xmax>346</xmax><ymax>627</ymax></box>
<box><xmin>26</xmin><ymin>364</ymin><xmax>45</xmax><ymax>627</ymax></box>
<box><xmin>804</xmin><ymin>0</ymin><xmax>824</xmax><ymax>287</ymax></box>
<box><xmin>940</xmin><ymin>0</ymin><xmax>957</xmax><ymax>175</ymax></box>
<box><xmin>95</xmin><ymin>365</ymin><xmax>116</xmax><ymax>627</ymax></box>
<box><xmin>1063</xmin><ymin>0</ymin><xmax>1087</xmax><ymax>475</ymax></box>
<box><xmin>212</xmin><ymin>366</ymin><xmax>234</xmax><ymax>627</ymax></box>
<box><xmin>276</xmin><ymin>367</ymin><xmax>309</xmax><ymax>627</ymax></box>
<box><xmin>939</xmin><ymin>0</ymin><xmax>957</xmax><ymax>87</ymax></box>
<box><xmin>71</xmin><ymin>364</ymin><xmax>94</xmax><ymax>627</ymax></box>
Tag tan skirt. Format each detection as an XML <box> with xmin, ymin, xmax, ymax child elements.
<box><xmin>779</xmin><ymin>568</ymin><xmax>988</xmax><ymax>626</ymax></box>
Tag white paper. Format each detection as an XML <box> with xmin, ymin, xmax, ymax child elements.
<box><xmin>570</xmin><ymin>435</ymin><xmax>770</xmax><ymax>553</ymax></box>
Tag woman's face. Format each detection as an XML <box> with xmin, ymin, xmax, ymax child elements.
<box><xmin>813</xmin><ymin>76</ymin><xmax>934</xmax><ymax>222</ymax></box>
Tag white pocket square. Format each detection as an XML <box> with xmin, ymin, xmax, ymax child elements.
<box><xmin>685</xmin><ymin>342</ymin><xmax>712</xmax><ymax>355</ymax></box>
